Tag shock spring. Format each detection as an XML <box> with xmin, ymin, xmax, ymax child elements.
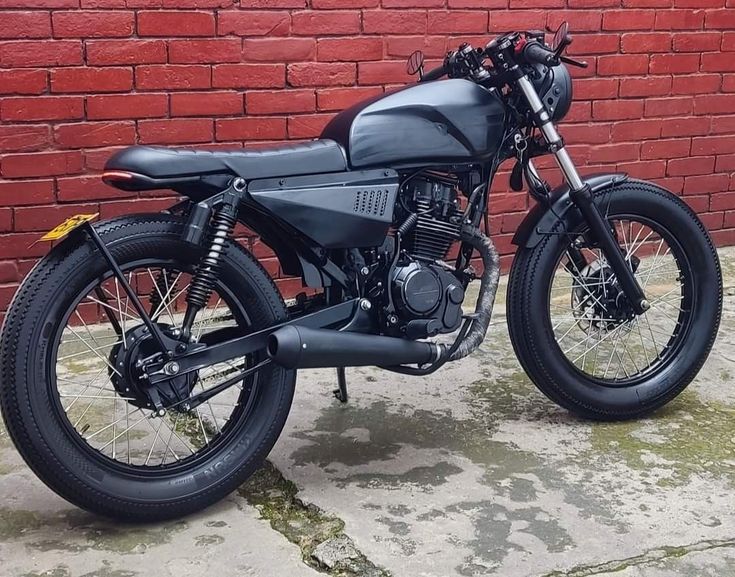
<box><xmin>182</xmin><ymin>202</ymin><xmax>238</xmax><ymax>336</ymax></box>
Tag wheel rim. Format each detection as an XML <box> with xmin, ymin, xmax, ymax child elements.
<box><xmin>547</xmin><ymin>215</ymin><xmax>694</xmax><ymax>386</ymax></box>
<box><xmin>50</xmin><ymin>259</ymin><xmax>261</xmax><ymax>472</ymax></box>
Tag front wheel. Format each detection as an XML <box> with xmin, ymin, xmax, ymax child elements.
<box><xmin>508</xmin><ymin>180</ymin><xmax>722</xmax><ymax>420</ymax></box>
<box><xmin>0</xmin><ymin>214</ymin><xmax>295</xmax><ymax>520</ymax></box>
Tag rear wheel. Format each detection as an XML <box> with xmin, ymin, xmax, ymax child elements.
<box><xmin>0</xmin><ymin>214</ymin><xmax>295</xmax><ymax>520</ymax></box>
<box><xmin>507</xmin><ymin>181</ymin><xmax>722</xmax><ymax>420</ymax></box>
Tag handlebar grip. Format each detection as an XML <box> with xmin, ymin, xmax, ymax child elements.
<box><xmin>420</xmin><ymin>63</ymin><xmax>448</xmax><ymax>82</ymax></box>
<box><xmin>522</xmin><ymin>42</ymin><xmax>557</xmax><ymax>66</ymax></box>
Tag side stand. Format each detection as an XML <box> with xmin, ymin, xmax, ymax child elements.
<box><xmin>334</xmin><ymin>367</ymin><xmax>348</xmax><ymax>403</ymax></box>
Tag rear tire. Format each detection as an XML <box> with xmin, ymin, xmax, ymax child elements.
<box><xmin>507</xmin><ymin>181</ymin><xmax>722</xmax><ymax>420</ymax></box>
<box><xmin>0</xmin><ymin>214</ymin><xmax>295</xmax><ymax>520</ymax></box>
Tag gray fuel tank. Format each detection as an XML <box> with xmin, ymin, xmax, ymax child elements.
<box><xmin>321</xmin><ymin>79</ymin><xmax>506</xmax><ymax>169</ymax></box>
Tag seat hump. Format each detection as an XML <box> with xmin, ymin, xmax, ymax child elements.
<box><xmin>104</xmin><ymin>140</ymin><xmax>348</xmax><ymax>181</ymax></box>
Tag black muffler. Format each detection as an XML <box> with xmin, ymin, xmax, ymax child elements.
<box><xmin>267</xmin><ymin>325</ymin><xmax>442</xmax><ymax>369</ymax></box>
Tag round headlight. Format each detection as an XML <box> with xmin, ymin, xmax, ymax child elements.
<box><xmin>527</xmin><ymin>62</ymin><xmax>573</xmax><ymax>122</ymax></box>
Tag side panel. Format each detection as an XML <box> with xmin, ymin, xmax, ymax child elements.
<box><xmin>321</xmin><ymin>79</ymin><xmax>506</xmax><ymax>168</ymax></box>
<box><xmin>248</xmin><ymin>169</ymin><xmax>399</xmax><ymax>249</ymax></box>
<box><xmin>511</xmin><ymin>173</ymin><xmax>630</xmax><ymax>248</ymax></box>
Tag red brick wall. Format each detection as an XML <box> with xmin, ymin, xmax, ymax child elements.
<box><xmin>1</xmin><ymin>1</ymin><xmax>734</xmax><ymax>311</ymax></box>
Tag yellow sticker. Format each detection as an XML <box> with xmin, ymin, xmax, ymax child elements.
<box><xmin>38</xmin><ymin>213</ymin><xmax>99</xmax><ymax>242</ymax></box>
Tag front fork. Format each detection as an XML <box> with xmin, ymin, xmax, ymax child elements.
<box><xmin>515</xmin><ymin>75</ymin><xmax>650</xmax><ymax>315</ymax></box>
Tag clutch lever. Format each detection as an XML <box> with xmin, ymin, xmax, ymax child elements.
<box><xmin>560</xmin><ymin>55</ymin><xmax>588</xmax><ymax>68</ymax></box>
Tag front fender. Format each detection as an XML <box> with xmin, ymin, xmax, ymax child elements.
<box><xmin>511</xmin><ymin>173</ymin><xmax>630</xmax><ymax>249</ymax></box>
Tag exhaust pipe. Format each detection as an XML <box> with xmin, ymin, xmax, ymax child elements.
<box><xmin>267</xmin><ymin>325</ymin><xmax>442</xmax><ymax>370</ymax></box>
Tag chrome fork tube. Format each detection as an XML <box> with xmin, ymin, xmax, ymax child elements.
<box><xmin>516</xmin><ymin>75</ymin><xmax>585</xmax><ymax>191</ymax></box>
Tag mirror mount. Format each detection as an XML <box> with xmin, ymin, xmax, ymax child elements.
<box><xmin>406</xmin><ymin>50</ymin><xmax>425</xmax><ymax>80</ymax></box>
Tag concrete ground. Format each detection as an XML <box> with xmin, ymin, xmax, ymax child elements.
<box><xmin>1</xmin><ymin>247</ymin><xmax>734</xmax><ymax>577</ymax></box>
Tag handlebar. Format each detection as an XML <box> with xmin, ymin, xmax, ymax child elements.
<box><xmin>420</xmin><ymin>62</ymin><xmax>448</xmax><ymax>82</ymax></box>
<box><xmin>522</xmin><ymin>41</ymin><xmax>558</xmax><ymax>67</ymax></box>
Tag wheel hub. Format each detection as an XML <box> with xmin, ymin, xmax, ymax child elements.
<box><xmin>109</xmin><ymin>324</ymin><xmax>198</xmax><ymax>411</ymax></box>
<box><xmin>572</xmin><ymin>259</ymin><xmax>638</xmax><ymax>337</ymax></box>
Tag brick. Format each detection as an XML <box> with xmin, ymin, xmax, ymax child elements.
<box><xmin>312</xmin><ymin>0</ymin><xmax>376</xmax><ymax>6</ymax></box>
<box><xmin>54</xmin><ymin>121</ymin><xmax>136</xmax><ymax>148</ymax></box>
<box><xmin>655</xmin><ymin>9</ymin><xmax>705</xmax><ymax>29</ymax></box>
<box><xmin>242</xmin><ymin>38</ymin><xmax>316</xmax><ymax>62</ymax></box>
<box><xmin>0</xmin><ymin>0</ymin><xmax>77</xmax><ymax>6</ymax></box>
<box><xmin>169</xmin><ymin>39</ymin><xmax>242</xmax><ymax>64</ymax></box>
<box><xmin>548</xmin><ymin>10</ymin><xmax>603</xmax><ymax>32</ymax></box>
<box><xmin>136</xmin><ymin>65</ymin><xmax>211</xmax><ymax>90</ymax></box>
<box><xmin>641</xmin><ymin>138</ymin><xmax>691</xmax><ymax>159</ymax></box>
<box><xmin>246</xmin><ymin>89</ymin><xmax>315</xmax><ymax>114</ymax></box>
<box><xmin>649</xmin><ymin>53</ymin><xmax>700</xmax><ymax>73</ymax></box>
<box><xmin>99</xmin><ymin>197</ymin><xmax>178</xmax><ymax>219</ymax></box>
<box><xmin>644</xmin><ymin>96</ymin><xmax>694</xmax><ymax>116</ymax></box>
<box><xmin>385</xmin><ymin>0</ymin><xmax>443</xmax><ymax>6</ymax></box>
<box><xmin>668</xmin><ymin>156</ymin><xmax>715</xmax><ymax>177</ymax></box>
<box><xmin>0</xmin><ymin>40</ymin><xmax>82</xmax><ymax>67</ymax></box>
<box><xmin>0</xmin><ymin>69</ymin><xmax>47</xmax><ymax>95</ymax></box>
<box><xmin>672</xmin><ymin>74</ymin><xmax>722</xmax><ymax>94</ymax></box>
<box><xmin>86</xmin><ymin>39</ymin><xmax>167</xmax><ymax>65</ymax></box>
<box><xmin>488</xmin><ymin>10</ymin><xmax>546</xmax><ymax>32</ymax></box>
<box><xmin>217</xmin><ymin>11</ymin><xmax>290</xmax><ymax>36</ymax></box>
<box><xmin>603</xmin><ymin>10</ymin><xmax>656</xmax><ymax>30</ymax></box>
<box><xmin>588</xmin><ymin>142</ymin><xmax>640</xmax><ymax>163</ymax></box>
<box><xmin>287</xmin><ymin>113</ymin><xmax>332</xmax><ymax>138</ymax></box>
<box><xmin>15</xmin><ymin>203</ymin><xmax>99</xmax><ymax>232</ymax></box>
<box><xmin>57</xmin><ymin>174</ymin><xmax>132</xmax><ymax>202</ymax></box>
<box><xmin>692</xmin><ymin>134</ymin><xmax>735</xmax><ymax>155</ymax></box>
<box><xmin>317</xmin><ymin>38</ymin><xmax>383</xmax><ymax>62</ymax></box>
<box><xmin>0</xmin><ymin>12</ymin><xmax>51</xmax><ymax>40</ymax></box>
<box><xmin>705</xmin><ymin>9</ymin><xmax>735</xmax><ymax>29</ymax></box>
<box><xmin>574</xmin><ymin>78</ymin><xmax>619</xmax><ymax>100</ymax></box>
<box><xmin>616</xmin><ymin>160</ymin><xmax>667</xmax><ymax>179</ymax></box>
<box><xmin>0</xmin><ymin>125</ymin><xmax>50</xmax><ymax>152</ymax></box>
<box><xmin>611</xmin><ymin>119</ymin><xmax>663</xmax><ymax>140</ymax></box>
<box><xmin>137</xmin><ymin>11</ymin><xmax>215</xmax><ymax>36</ymax></box>
<box><xmin>567</xmin><ymin>33</ymin><xmax>620</xmax><ymax>55</ymax></box>
<box><xmin>694</xmin><ymin>94</ymin><xmax>735</xmax><ymax>114</ymax></box>
<box><xmin>593</xmin><ymin>99</ymin><xmax>645</xmax><ymax>121</ymax></box>
<box><xmin>87</xmin><ymin>93</ymin><xmax>168</xmax><ymax>120</ymax></box>
<box><xmin>385</xmin><ymin>36</ymin><xmax>447</xmax><ymax>58</ymax></box>
<box><xmin>619</xmin><ymin>76</ymin><xmax>672</xmax><ymax>97</ymax></box>
<box><xmin>52</xmin><ymin>11</ymin><xmax>134</xmax><ymax>38</ymax></box>
<box><xmin>212</xmin><ymin>64</ymin><xmax>284</xmax><ymax>89</ymax></box>
<box><xmin>1</xmin><ymin>151</ymin><xmax>83</xmax><ymax>178</ymax></box>
<box><xmin>363</xmin><ymin>11</ymin><xmax>427</xmax><ymax>34</ymax></box>
<box><xmin>684</xmin><ymin>174</ymin><xmax>730</xmax><ymax>194</ymax></box>
<box><xmin>0</xmin><ymin>234</ymin><xmax>48</xmax><ymax>259</ymax></box>
<box><xmin>171</xmin><ymin>91</ymin><xmax>243</xmax><ymax>116</ymax></box>
<box><xmin>0</xmin><ymin>180</ymin><xmax>54</xmax><ymax>206</ymax></box>
<box><xmin>291</xmin><ymin>11</ymin><xmax>360</xmax><ymax>35</ymax></box>
<box><xmin>702</xmin><ymin>52</ymin><xmax>735</xmax><ymax>71</ymax></box>
<box><xmin>620</xmin><ymin>32</ymin><xmax>672</xmax><ymax>53</ymax></box>
<box><xmin>138</xmin><ymin>118</ymin><xmax>214</xmax><ymax>144</ymax></box>
<box><xmin>215</xmin><ymin>117</ymin><xmax>287</xmax><ymax>141</ymax></box>
<box><xmin>672</xmin><ymin>31</ymin><xmax>721</xmax><ymax>51</ymax></box>
<box><xmin>287</xmin><ymin>62</ymin><xmax>354</xmax><ymax>86</ymax></box>
<box><xmin>358</xmin><ymin>61</ymin><xmax>411</xmax><ymax>84</ymax></box>
<box><xmin>428</xmin><ymin>11</ymin><xmax>488</xmax><ymax>34</ymax></box>
<box><xmin>51</xmin><ymin>67</ymin><xmax>132</xmax><ymax>93</ymax></box>
<box><xmin>662</xmin><ymin>116</ymin><xmax>712</xmax><ymax>136</ymax></box>
<box><xmin>1</xmin><ymin>96</ymin><xmax>84</xmax><ymax>122</ymax></box>
<box><xmin>317</xmin><ymin>86</ymin><xmax>383</xmax><ymax>111</ymax></box>
<box><xmin>597</xmin><ymin>54</ymin><xmax>649</xmax><ymax>76</ymax></box>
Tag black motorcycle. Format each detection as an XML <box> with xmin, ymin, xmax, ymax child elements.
<box><xmin>0</xmin><ymin>24</ymin><xmax>722</xmax><ymax>520</ymax></box>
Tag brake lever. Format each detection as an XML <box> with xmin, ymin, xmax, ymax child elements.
<box><xmin>560</xmin><ymin>55</ymin><xmax>588</xmax><ymax>69</ymax></box>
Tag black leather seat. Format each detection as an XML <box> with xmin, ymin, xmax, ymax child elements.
<box><xmin>103</xmin><ymin>140</ymin><xmax>348</xmax><ymax>189</ymax></box>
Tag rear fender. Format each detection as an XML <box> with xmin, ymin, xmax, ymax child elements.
<box><xmin>511</xmin><ymin>173</ymin><xmax>629</xmax><ymax>249</ymax></box>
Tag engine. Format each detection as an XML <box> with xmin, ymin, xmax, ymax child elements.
<box><xmin>403</xmin><ymin>174</ymin><xmax>464</xmax><ymax>261</ymax></box>
<box><xmin>386</xmin><ymin>174</ymin><xmax>467</xmax><ymax>339</ymax></box>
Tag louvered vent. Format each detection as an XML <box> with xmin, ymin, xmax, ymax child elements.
<box><xmin>353</xmin><ymin>189</ymin><xmax>390</xmax><ymax>216</ymax></box>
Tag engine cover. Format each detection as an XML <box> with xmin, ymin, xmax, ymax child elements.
<box><xmin>391</xmin><ymin>261</ymin><xmax>464</xmax><ymax>339</ymax></box>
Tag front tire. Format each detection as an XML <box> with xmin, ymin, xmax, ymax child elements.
<box><xmin>507</xmin><ymin>180</ymin><xmax>722</xmax><ymax>420</ymax></box>
<box><xmin>0</xmin><ymin>214</ymin><xmax>295</xmax><ymax>520</ymax></box>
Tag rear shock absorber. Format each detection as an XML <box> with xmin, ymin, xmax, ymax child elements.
<box><xmin>181</xmin><ymin>194</ymin><xmax>239</xmax><ymax>338</ymax></box>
